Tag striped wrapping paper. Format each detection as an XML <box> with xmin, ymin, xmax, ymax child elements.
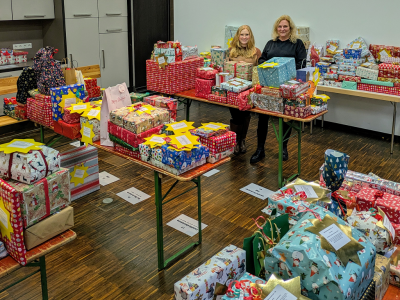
<box><xmin>27</xmin><ymin>95</ymin><xmax>53</xmax><ymax>127</ymax></box>
<box><xmin>60</xmin><ymin>145</ymin><xmax>100</xmax><ymax>201</ymax></box>
<box><xmin>199</xmin><ymin>131</ymin><xmax>236</xmax><ymax>155</ymax></box>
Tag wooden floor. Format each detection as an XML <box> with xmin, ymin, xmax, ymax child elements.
<box><xmin>1</xmin><ymin>101</ymin><xmax>400</xmax><ymax>299</ymax></box>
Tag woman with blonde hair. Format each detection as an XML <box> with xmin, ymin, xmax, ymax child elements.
<box><xmin>250</xmin><ymin>15</ymin><xmax>307</xmax><ymax>164</ymax></box>
<box><xmin>228</xmin><ymin>25</ymin><xmax>261</xmax><ymax>154</ymax></box>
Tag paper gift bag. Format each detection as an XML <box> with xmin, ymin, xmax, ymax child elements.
<box><xmin>62</xmin><ymin>59</ymin><xmax>77</xmax><ymax>85</ymax></box>
<box><xmin>100</xmin><ymin>83</ymin><xmax>131</xmax><ymax>146</ymax></box>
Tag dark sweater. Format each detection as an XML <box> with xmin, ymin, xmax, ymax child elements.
<box><xmin>258</xmin><ymin>38</ymin><xmax>307</xmax><ymax>69</ymax></box>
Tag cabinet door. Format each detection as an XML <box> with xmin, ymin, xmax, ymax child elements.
<box><xmin>65</xmin><ymin>18</ymin><xmax>100</xmax><ymax>69</ymax></box>
<box><xmin>98</xmin><ymin>0</ymin><xmax>127</xmax><ymax>17</ymax></box>
<box><xmin>99</xmin><ymin>33</ymin><xmax>129</xmax><ymax>88</ymax></box>
<box><xmin>12</xmin><ymin>0</ymin><xmax>55</xmax><ymax>20</ymax></box>
<box><xmin>98</xmin><ymin>17</ymin><xmax>128</xmax><ymax>34</ymax></box>
<box><xmin>0</xmin><ymin>0</ymin><xmax>12</xmax><ymax>20</ymax></box>
<box><xmin>64</xmin><ymin>0</ymin><xmax>98</xmax><ymax>18</ymax></box>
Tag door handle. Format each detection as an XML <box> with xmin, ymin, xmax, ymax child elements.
<box><xmin>106</xmin><ymin>13</ymin><xmax>122</xmax><ymax>16</ymax></box>
<box><xmin>106</xmin><ymin>29</ymin><xmax>123</xmax><ymax>33</ymax></box>
<box><xmin>73</xmin><ymin>14</ymin><xmax>92</xmax><ymax>17</ymax></box>
<box><xmin>0</xmin><ymin>75</ymin><xmax>12</xmax><ymax>79</ymax></box>
<box><xmin>102</xmin><ymin>50</ymin><xmax>105</xmax><ymax>69</ymax></box>
<box><xmin>24</xmin><ymin>15</ymin><xmax>45</xmax><ymax>18</ymax></box>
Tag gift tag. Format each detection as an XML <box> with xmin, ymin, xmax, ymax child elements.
<box><xmin>72</xmin><ymin>104</ymin><xmax>88</xmax><ymax>111</ymax></box>
<box><xmin>150</xmin><ymin>136</ymin><xmax>165</xmax><ymax>143</ymax></box>
<box><xmin>264</xmin><ymin>284</ymin><xmax>297</xmax><ymax>300</ymax></box>
<box><xmin>204</xmin><ymin>124</ymin><xmax>221</xmax><ymax>130</ymax></box>
<box><xmin>87</xmin><ymin>109</ymin><xmax>100</xmax><ymax>117</ymax></box>
<box><xmin>65</xmin><ymin>97</ymin><xmax>76</xmax><ymax>108</ymax></box>
<box><xmin>319</xmin><ymin>224</ymin><xmax>351</xmax><ymax>251</ymax></box>
<box><xmin>383</xmin><ymin>214</ymin><xmax>396</xmax><ymax>240</ymax></box>
<box><xmin>157</xmin><ymin>56</ymin><xmax>165</xmax><ymax>65</ymax></box>
<box><xmin>351</xmin><ymin>42</ymin><xmax>361</xmax><ymax>49</ymax></box>
<box><xmin>83</xmin><ymin>127</ymin><xmax>92</xmax><ymax>138</ymax></box>
<box><xmin>170</xmin><ymin>122</ymin><xmax>187</xmax><ymax>130</ymax></box>
<box><xmin>74</xmin><ymin>169</ymin><xmax>85</xmax><ymax>178</ymax></box>
<box><xmin>7</xmin><ymin>141</ymin><xmax>33</xmax><ymax>149</ymax></box>
<box><xmin>176</xmin><ymin>135</ymin><xmax>192</xmax><ymax>146</ymax></box>
<box><xmin>294</xmin><ymin>185</ymin><xmax>318</xmax><ymax>198</ymax></box>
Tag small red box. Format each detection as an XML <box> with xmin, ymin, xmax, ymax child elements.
<box><xmin>84</xmin><ymin>78</ymin><xmax>97</xmax><ymax>90</ymax></box>
<box><xmin>87</xmin><ymin>86</ymin><xmax>101</xmax><ymax>99</ymax></box>
<box><xmin>53</xmin><ymin>120</ymin><xmax>82</xmax><ymax>139</ymax></box>
<box><xmin>227</xmin><ymin>91</ymin><xmax>239</xmax><ymax>106</ymax></box>
<box><xmin>196</xmin><ymin>67</ymin><xmax>219</xmax><ymax>80</ymax></box>
<box><xmin>199</xmin><ymin>131</ymin><xmax>236</xmax><ymax>155</ymax></box>
<box><xmin>27</xmin><ymin>96</ymin><xmax>53</xmax><ymax>127</ymax></box>
<box><xmin>115</xmin><ymin>144</ymin><xmax>141</xmax><ymax>159</ymax></box>
<box><xmin>62</xmin><ymin>107</ymin><xmax>81</xmax><ymax>124</ymax></box>
<box><xmin>207</xmin><ymin>94</ymin><xmax>227</xmax><ymax>104</ymax></box>
<box><xmin>15</xmin><ymin>104</ymin><xmax>28</xmax><ymax>120</ymax></box>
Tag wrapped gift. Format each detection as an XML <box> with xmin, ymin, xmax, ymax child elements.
<box><xmin>220</xmin><ymin>78</ymin><xmax>252</xmax><ymax>93</ymax></box>
<box><xmin>279</xmin><ymin>80</ymin><xmax>309</xmax><ymax>99</ymax></box>
<box><xmin>191</xmin><ymin>124</ymin><xmax>229</xmax><ymax>139</ymax></box>
<box><xmin>50</xmin><ymin>84</ymin><xmax>85</xmax><ymax>121</ymax></box>
<box><xmin>26</xmin><ymin>95</ymin><xmax>53</xmax><ymax>127</ymax></box>
<box><xmin>335</xmin><ymin>58</ymin><xmax>364</xmax><ymax>66</ymax></box>
<box><xmin>211</xmin><ymin>86</ymin><xmax>227</xmax><ymax>97</ymax></box>
<box><xmin>161</xmin><ymin>144</ymin><xmax>209</xmax><ymax>170</ymax></box>
<box><xmin>338</xmin><ymin>75</ymin><xmax>361</xmax><ymax>82</ymax></box>
<box><xmin>342</xmin><ymin>81</ymin><xmax>357</xmax><ymax>90</ymax></box>
<box><xmin>130</xmin><ymin>92</ymin><xmax>150</xmax><ymax>104</ymax></box>
<box><xmin>207</xmin><ymin>147</ymin><xmax>234</xmax><ymax>164</ymax></box>
<box><xmin>316</xmin><ymin>62</ymin><xmax>331</xmax><ymax>74</ymax></box>
<box><xmin>338</xmin><ymin>65</ymin><xmax>356</xmax><ymax>73</ymax></box>
<box><xmin>210</xmin><ymin>48</ymin><xmax>229</xmax><ymax>67</ymax></box>
<box><xmin>195</xmin><ymin>78</ymin><xmax>215</xmax><ymax>98</ymax></box>
<box><xmin>115</xmin><ymin>143</ymin><xmax>141</xmax><ymax>159</ymax></box>
<box><xmin>375</xmin><ymin>194</ymin><xmax>400</xmax><ymax>224</ymax></box>
<box><xmin>199</xmin><ymin>131</ymin><xmax>236</xmax><ymax>155</ymax></box>
<box><xmin>268</xmin><ymin>207</ymin><xmax>376</xmax><ymax>300</ymax></box>
<box><xmin>151</xmin><ymin>157</ymin><xmax>206</xmax><ymax>175</ymax></box>
<box><xmin>182</xmin><ymin>46</ymin><xmax>198</xmax><ymax>60</ymax></box>
<box><xmin>62</xmin><ymin>107</ymin><xmax>81</xmax><ymax>124</ymax></box>
<box><xmin>87</xmin><ymin>86</ymin><xmax>101</xmax><ymax>98</ymax></box>
<box><xmin>378</xmin><ymin>63</ymin><xmax>400</xmax><ymax>79</ymax></box>
<box><xmin>215</xmin><ymin>72</ymin><xmax>234</xmax><ymax>87</ymax></box>
<box><xmin>252</xmin><ymin>66</ymin><xmax>260</xmax><ymax>86</ymax></box>
<box><xmin>0</xmin><ymin>144</ymin><xmax>60</xmax><ymax>185</ymax></box>
<box><xmin>80</xmin><ymin>117</ymin><xmax>99</xmax><ymax>142</ymax></box>
<box><xmin>311</xmin><ymin>104</ymin><xmax>328</xmax><ymax>114</ymax></box>
<box><xmin>261</xmin><ymin>86</ymin><xmax>281</xmax><ymax>97</ymax></box>
<box><xmin>296</xmin><ymin>67</ymin><xmax>315</xmax><ymax>82</ymax></box>
<box><xmin>84</xmin><ymin>78</ymin><xmax>97</xmax><ymax>90</ymax></box>
<box><xmin>154</xmin><ymin>41</ymin><xmax>182</xmax><ymax>63</ymax></box>
<box><xmin>361</xmin><ymin>79</ymin><xmax>393</xmax><ymax>87</ymax></box>
<box><xmin>109</xmin><ymin>134</ymin><xmax>138</xmax><ymax>152</ymax></box>
<box><xmin>223</xmin><ymin>61</ymin><xmax>253</xmax><ymax>81</ymax></box>
<box><xmin>372</xmin><ymin>254</ymin><xmax>390</xmax><ymax>300</ymax></box>
<box><xmin>356</xmin><ymin>187</ymin><xmax>381</xmax><ymax>211</ymax></box>
<box><xmin>343</xmin><ymin>49</ymin><xmax>362</xmax><ymax>59</ymax></box>
<box><xmin>356</xmin><ymin>67</ymin><xmax>379</xmax><ymax>81</ymax></box>
<box><xmin>237</xmin><ymin>88</ymin><xmax>254</xmax><ymax>111</ymax></box>
<box><xmin>324</xmin><ymin>73</ymin><xmax>338</xmax><ymax>80</ymax></box>
<box><xmin>284</xmin><ymin>105</ymin><xmax>311</xmax><ymax>118</ymax></box>
<box><xmin>227</xmin><ymin>91</ymin><xmax>239</xmax><ymax>106</ymax></box>
<box><xmin>139</xmin><ymin>144</ymin><xmax>163</xmax><ymax>162</ymax></box>
<box><xmin>15</xmin><ymin>105</ymin><xmax>28</xmax><ymax>120</ymax></box>
<box><xmin>358</xmin><ymin>83</ymin><xmax>400</xmax><ymax>96</ymax></box>
<box><xmin>258</xmin><ymin>57</ymin><xmax>296</xmax><ymax>88</ymax></box>
<box><xmin>337</xmin><ymin>71</ymin><xmax>356</xmax><ymax>76</ymax></box>
<box><xmin>196</xmin><ymin>67</ymin><xmax>219</xmax><ymax>80</ymax></box>
<box><xmin>143</xmin><ymin>95</ymin><xmax>178</xmax><ymax>110</ymax></box>
<box><xmin>146</xmin><ymin>57</ymin><xmax>204</xmax><ymax>94</ymax></box>
<box><xmin>219</xmin><ymin>272</ymin><xmax>267</xmax><ymax>300</ymax></box>
<box><xmin>108</xmin><ymin>121</ymin><xmax>163</xmax><ymax>148</ymax></box>
<box><xmin>60</xmin><ymin>145</ymin><xmax>100</xmax><ymax>201</ymax></box>
<box><xmin>174</xmin><ymin>245</ymin><xmax>246</xmax><ymax>300</ymax></box>
<box><xmin>53</xmin><ymin>120</ymin><xmax>82</xmax><ymax>140</ymax></box>
<box><xmin>250</xmin><ymin>93</ymin><xmax>285</xmax><ymax>113</ymax></box>
<box><xmin>326</xmin><ymin>40</ymin><xmax>340</xmax><ymax>55</ymax></box>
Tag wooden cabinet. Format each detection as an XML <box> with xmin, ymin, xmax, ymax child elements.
<box><xmin>12</xmin><ymin>0</ymin><xmax>55</xmax><ymax>20</ymax></box>
<box><xmin>0</xmin><ymin>0</ymin><xmax>12</xmax><ymax>21</ymax></box>
<box><xmin>98</xmin><ymin>0</ymin><xmax>127</xmax><ymax>18</ymax></box>
<box><xmin>64</xmin><ymin>0</ymin><xmax>98</xmax><ymax>18</ymax></box>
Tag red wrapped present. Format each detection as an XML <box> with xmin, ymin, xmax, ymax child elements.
<box><xmin>199</xmin><ymin>131</ymin><xmax>236</xmax><ymax>155</ymax></box>
<box><xmin>143</xmin><ymin>95</ymin><xmax>178</xmax><ymax>110</ymax></box>
<box><xmin>195</xmin><ymin>77</ymin><xmax>215</xmax><ymax>98</ymax></box>
<box><xmin>207</xmin><ymin>94</ymin><xmax>227</xmax><ymax>104</ymax></box>
<box><xmin>284</xmin><ymin>105</ymin><xmax>311</xmax><ymax>118</ymax></box>
<box><xmin>115</xmin><ymin>143</ymin><xmax>141</xmax><ymax>159</ymax></box>
<box><xmin>376</xmin><ymin>193</ymin><xmax>400</xmax><ymax>224</ymax></box>
<box><xmin>146</xmin><ymin>57</ymin><xmax>204</xmax><ymax>94</ymax></box>
<box><xmin>84</xmin><ymin>78</ymin><xmax>97</xmax><ymax>90</ymax></box>
<box><xmin>238</xmin><ymin>88</ymin><xmax>254</xmax><ymax>111</ymax></box>
<box><xmin>169</xmin><ymin>109</ymin><xmax>177</xmax><ymax>121</ymax></box>
<box><xmin>279</xmin><ymin>81</ymin><xmax>309</xmax><ymax>100</ymax></box>
<box><xmin>62</xmin><ymin>107</ymin><xmax>81</xmax><ymax>124</ymax></box>
<box><xmin>338</xmin><ymin>75</ymin><xmax>361</xmax><ymax>82</ymax></box>
<box><xmin>27</xmin><ymin>96</ymin><xmax>53</xmax><ymax>127</ymax></box>
<box><xmin>196</xmin><ymin>67</ymin><xmax>219</xmax><ymax>80</ymax></box>
<box><xmin>15</xmin><ymin>104</ymin><xmax>28</xmax><ymax>120</ymax></box>
<box><xmin>4</xmin><ymin>97</ymin><xmax>17</xmax><ymax>105</ymax></box>
<box><xmin>379</xmin><ymin>63</ymin><xmax>400</xmax><ymax>79</ymax></box>
<box><xmin>227</xmin><ymin>91</ymin><xmax>239</xmax><ymax>106</ymax></box>
<box><xmin>108</xmin><ymin>121</ymin><xmax>164</xmax><ymax>148</ymax></box>
<box><xmin>154</xmin><ymin>41</ymin><xmax>182</xmax><ymax>62</ymax></box>
<box><xmin>53</xmin><ymin>120</ymin><xmax>82</xmax><ymax>139</ymax></box>
<box><xmin>358</xmin><ymin>83</ymin><xmax>400</xmax><ymax>96</ymax></box>
<box><xmin>355</xmin><ymin>187</ymin><xmax>381</xmax><ymax>211</ymax></box>
<box><xmin>87</xmin><ymin>86</ymin><xmax>101</xmax><ymax>98</ymax></box>
<box><xmin>391</xmin><ymin>223</ymin><xmax>400</xmax><ymax>245</ymax></box>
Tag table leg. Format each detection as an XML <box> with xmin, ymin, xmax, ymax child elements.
<box><xmin>194</xmin><ymin>177</ymin><xmax>202</xmax><ymax>244</ymax></box>
<box><xmin>302</xmin><ymin>122</ymin><xmax>304</xmax><ymax>132</ymax></box>
<box><xmin>154</xmin><ymin>171</ymin><xmax>164</xmax><ymax>270</ymax></box>
<box><xmin>39</xmin><ymin>256</ymin><xmax>48</xmax><ymax>300</ymax></box>
<box><xmin>321</xmin><ymin>115</ymin><xmax>324</xmax><ymax>128</ymax></box>
<box><xmin>298</xmin><ymin>121</ymin><xmax>302</xmax><ymax>176</ymax></box>
<box><xmin>391</xmin><ymin>102</ymin><xmax>397</xmax><ymax>154</ymax></box>
<box><xmin>278</xmin><ymin>118</ymin><xmax>283</xmax><ymax>188</ymax></box>
<box><xmin>40</xmin><ymin>125</ymin><xmax>44</xmax><ymax>143</ymax></box>
<box><xmin>310</xmin><ymin>120</ymin><xmax>313</xmax><ymax>135</ymax></box>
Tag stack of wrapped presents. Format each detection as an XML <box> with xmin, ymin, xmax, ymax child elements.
<box><xmin>0</xmin><ymin>139</ymin><xmax>73</xmax><ymax>265</ymax></box>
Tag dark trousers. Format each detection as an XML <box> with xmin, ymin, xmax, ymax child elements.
<box><xmin>257</xmin><ymin>114</ymin><xmax>291</xmax><ymax>149</ymax></box>
<box><xmin>229</xmin><ymin>107</ymin><xmax>251</xmax><ymax>127</ymax></box>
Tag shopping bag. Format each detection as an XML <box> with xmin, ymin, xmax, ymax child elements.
<box><xmin>61</xmin><ymin>58</ymin><xmax>77</xmax><ymax>85</ymax></box>
<box><xmin>100</xmin><ymin>82</ymin><xmax>131</xmax><ymax>146</ymax></box>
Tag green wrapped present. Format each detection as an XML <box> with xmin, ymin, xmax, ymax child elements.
<box><xmin>109</xmin><ymin>134</ymin><xmax>139</xmax><ymax>152</ymax></box>
<box><xmin>341</xmin><ymin>81</ymin><xmax>357</xmax><ymax>90</ymax></box>
<box><xmin>130</xmin><ymin>92</ymin><xmax>150</xmax><ymax>104</ymax></box>
<box><xmin>211</xmin><ymin>48</ymin><xmax>229</xmax><ymax>67</ymax></box>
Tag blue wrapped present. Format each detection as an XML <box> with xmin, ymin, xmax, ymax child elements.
<box><xmin>50</xmin><ymin>84</ymin><xmax>85</xmax><ymax>121</ymax></box>
<box><xmin>296</xmin><ymin>67</ymin><xmax>315</xmax><ymax>82</ymax></box>
<box><xmin>315</xmin><ymin>62</ymin><xmax>330</xmax><ymax>75</ymax></box>
<box><xmin>267</xmin><ymin>206</ymin><xmax>376</xmax><ymax>300</ymax></box>
<box><xmin>161</xmin><ymin>144</ymin><xmax>209</xmax><ymax>170</ymax></box>
<box><xmin>257</xmin><ymin>57</ymin><xmax>296</xmax><ymax>88</ymax></box>
<box><xmin>343</xmin><ymin>49</ymin><xmax>362</xmax><ymax>59</ymax></box>
<box><xmin>322</xmin><ymin>149</ymin><xmax>349</xmax><ymax>192</ymax></box>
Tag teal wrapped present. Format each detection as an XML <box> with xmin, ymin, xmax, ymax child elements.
<box><xmin>267</xmin><ymin>206</ymin><xmax>376</xmax><ymax>300</ymax></box>
<box><xmin>50</xmin><ymin>84</ymin><xmax>85</xmax><ymax>121</ymax></box>
<box><xmin>211</xmin><ymin>48</ymin><xmax>229</xmax><ymax>67</ymax></box>
<box><xmin>360</xmin><ymin>79</ymin><xmax>394</xmax><ymax>87</ymax></box>
<box><xmin>341</xmin><ymin>81</ymin><xmax>357</xmax><ymax>90</ymax></box>
<box><xmin>258</xmin><ymin>57</ymin><xmax>296</xmax><ymax>88</ymax></box>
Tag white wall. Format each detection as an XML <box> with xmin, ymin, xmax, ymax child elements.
<box><xmin>174</xmin><ymin>0</ymin><xmax>400</xmax><ymax>135</ymax></box>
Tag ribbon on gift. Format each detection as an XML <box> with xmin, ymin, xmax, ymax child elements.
<box><xmin>298</xmin><ymin>206</ymin><xmax>322</xmax><ymax>221</ymax></box>
<box><xmin>258</xmin><ymin>62</ymin><xmax>279</xmax><ymax>69</ymax></box>
<box><xmin>37</xmin><ymin>177</ymin><xmax>51</xmax><ymax>216</ymax></box>
<box><xmin>5</xmin><ymin>149</ymin><xmax>49</xmax><ymax>181</ymax></box>
<box><xmin>252</xmin><ymin>216</ymin><xmax>281</xmax><ymax>247</ymax></box>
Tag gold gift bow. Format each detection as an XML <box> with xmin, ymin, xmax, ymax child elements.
<box><xmin>375</xmin><ymin>207</ymin><xmax>394</xmax><ymax>244</ymax></box>
<box><xmin>286</xmin><ymin>178</ymin><xmax>331</xmax><ymax>203</ymax></box>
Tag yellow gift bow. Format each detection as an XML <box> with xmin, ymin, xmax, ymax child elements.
<box><xmin>258</xmin><ymin>62</ymin><xmax>279</xmax><ymax>69</ymax></box>
<box><xmin>167</xmin><ymin>132</ymin><xmax>200</xmax><ymax>151</ymax></box>
<box><xmin>143</xmin><ymin>134</ymin><xmax>167</xmax><ymax>148</ymax></box>
<box><xmin>0</xmin><ymin>139</ymin><xmax>43</xmax><ymax>154</ymax></box>
<box><xmin>165</xmin><ymin>120</ymin><xmax>195</xmax><ymax>134</ymax></box>
<box><xmin>200</xmin><ymin>122</ymin><xmax>229</xmax><ymax>131</ymax></box>
<box><xmin>0</xmin><ymin>196</ymin><xmax>13</xmax><ymax>241</ymax></box>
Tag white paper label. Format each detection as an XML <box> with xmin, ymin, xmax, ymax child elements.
<box><xmin>167</xmin><ymin>214</ymin><xmax>207</xmax><ymax>237</ymax></box>
<box><xmin>229</xmin><ymin>80</ymin><xmax>241</xmax><ymax>85</ymax></box>
<box><xmin>205</xmin><ymin>124</ymin><xmax>221</xmax><ymax>129</ymax></box>
<box><xmin>294</xmin><ymin>185</ymin><xmax>319</xmax><ymax>199</ymax></box>
<box><xmin>65</xmin><ymin>97</ymin><xmax>76</xmax><ymax>108</ymax></box>
<box><xmin>240</xmin><ymin>183</ymin><xmax>274</xmax><ymax>200</ymax></box>
<box><xmin>150</xmin><ymin>136</ymin><xmax>165</xmax><ymax>143</ymax></box>
<box><xmin>7</xmin><ymin>141</ymin><xmax>34</xmax><ymax>149</ymax></box>
<box><xmin>319</xmin><ymin>224</ymin><xmax>351</xmax><ymax>251</ymax></box>
<box><xmin>380</xmin><ymin>50</ymin><xmax>389</xmax><ymax>58</ymax></box>
<box><xmin>158</xmin><ymin>56</ymin><xmax>165</xmax><ymax>65</ymax></box>
<box><xmin>328</xmin><ymin>44</ymin><xmax>337</xmax><ymax>52</ymax></box>
<box><xmin>87</xmin><ymin>110</ymin><xmax>100</xmax><ymax>117</ymax></box>
<box><xmin>176</xmin><ymin>135</ymin><xmax>192</xmax><ymax>146</ymax></box>
<box><xmin>116</xmin><ymin>187</ymin><xmax>150</xmax><ymax>205</ymax></box>
<box><xmin>170</xmin><ymin>122</ymin><xmax>187</xmax><ymax>130</ymax></box>
<box><xmin>351</xmin><ymin>42</ymin><xmax>361</xmax><ymax>49</ymax></box>
<box><xmin>83</xmin><ymin>127</ymin><xmax>91</xmax><ymax>138</ymax></box>
<box><xmin>0</xmin><ymin>209</ymin><xmax>8</xmax><ymax>229</ymax></box>
<box><xmin>384</xmin><ymin>215</ymin><xmax>396</xmax><ymax>240</ymax></box>
<box><xmin>73</xmin><ymin>104</ymin><xmax>87</xmax><ymax>111</ymax></box>
<box><xmin>202</xmin><ymin>67</ymin><xmax>213</xmax><ymax>71</ymax></box>
<box><xmin>99</xmin><ymin>171</ymin><xmax>120</xmax><ymax>186</ymax></box>
<box><xmin>264</xmin><ymin>284</ymin><xmax>297</xmax><ymax>300</ymax></box>
<box><xmin>287</xmin><ymin>80</ymin><xmax>300</xmax><ymax>84</ymax></box>
<box><xmin>74</xmin><ymin>169</ymin><xmax>85</xmax><ymax>178</ymax></box>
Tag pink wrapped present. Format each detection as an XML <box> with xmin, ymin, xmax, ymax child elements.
<box><xmin>196</xmin><ymin>67</ymin><xmax>219</xmax><ymax>80</ymax></box>
<box><xmin>207</xmin><ymin>94</ymin><xmax>227</xmax><ymax>104</ymax></box>
<box><xmin>279</xmin><ymin>80</ymin><xmax>309</xmax><ymax>99</ymax></box>
<box><xmin>62</xmin><ymin>107</ymin><xmax>81</xmax><ymax>124</ymax></box>
<box><xmin>237</xmin><ymin>88</ymin><xmax>254</xmax><ymax>111</ymax></box>
<box><xmin>284</xmin><ymin>105</ymin><xmax>311</xmax><ymax>118</ymax></box>
<box><xmin>115</xmin><ymin>144</ymin><xmax>141</xmax><ymax>159</ymax></box>
<box><xmin>199</xmin><ymin>131</ymin><xmax>236</xmax><ymax>155</ymax></box>
<box><xmin>227</xmin><ymin>91</ymin><xmax>239</xmax><ymax>106</ymax></box>
<box><xmin>195</xmin><ymin>77</ymin><xmax>215</xmax><ymax>98</ymax></box>
<box><xmin>338</xmin><ymin>75</ymin><xmax>361</xmax><ymax>82</ymax></box>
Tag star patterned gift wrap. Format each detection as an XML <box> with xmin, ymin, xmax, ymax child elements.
<box><xmin>220</xmin><ymin>78</ymin><xmax>252</xmax><ymax>93</ymax></box>
<box><xmin>80</xmin><ymin>117</ymin><xmax>100</xmax><ymax>142</ymax></box>
<box><xmin>161</xmin><ymin>144</ymin><xmax>209</xmax><ymax>170</ymax></box>
<box><xmin>207</xmin><ymin>147</ymin><xmax>234</xmax><ymax>164</ymax></box>
<box><xmin>195</xmin><ymin>78</ymin><xmax>216</xmax><ymax>98</ymax></box>
<box><xmin>250</xmin><ymin>93</ymin><xmax>285</xmax><ymax>113</ymax></box>
<box><xmin>356</xmin><ymin>67</ymin><xmax>379</xmax><ymax>81</ymax></box>
<box><xmin>0</xmin><ymin>145</ymin><xmax>60</xmax><ymax>185</ymax></box>
<box><xmin>50</xmin><ymin>84</ymin><xmax>85</xmax><ymax>121</ymax></box>
<box><xmin>196</xmin><ymin>67</ymin><xmax>219</xmax><ymax>80</ymax></box>
<box><xmin>220</xmin><ymin>272</ymin><xmax>266</xmax><ymax>300</ymax></box>
<box><xmin>199</xmin><ymin>131</ymin><xmax>236</xmax><ymax>155</ymax></box>
<box><xmin>27</xmin><ymin>95</ymin><xmax>53</xmax><ymax>127</ymax></box>
<box><xmin>174</xmin><ymin>245</ymin><xmax>246</xmax><ymax>300</ymax></box>
<box><xmin>266</xmin><ymin>207</ymin><xmax>376</xmax><ymax>300</ymax></box>
<box><xmin>284</xmin><ymin>105</ymin><xmax>311</xmax><ymax>118</ymax></box>
<box><xmin>258</xmin><ymin>57</ymin><xmax>296</xmax><ymax>88</ymax></box>
<box><xmin>210</xmin><ymin>48</ymin><xmax>229</xmax><ymax>67</ymax></box>
<box><xmin>223</xmin><ymin>61</ymin><xmax>253</xmax><ymax>81</ymax></box>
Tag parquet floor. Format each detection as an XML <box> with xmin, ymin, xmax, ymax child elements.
<box><xmin>0</xmin><ymin>101</ymin><xmax>400</xmax><ymax>299</ymax></box>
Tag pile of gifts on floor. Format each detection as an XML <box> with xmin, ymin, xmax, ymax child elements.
<box><xmin>174</xmin><ymin>148</ymin><xmax>400</xmax><ymax>300</ymax></box>
<box><xmin>0</xmin><ymin>139</ymin><xmax>74</xmax><ymax>266</ymax></box>
<box><xmin>310</xmin><ymin>37</ymin><xmax>400</xmax><ymax>96</ymax></box>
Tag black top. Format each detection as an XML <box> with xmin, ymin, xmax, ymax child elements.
<box><xmin>258</xmin><ymin>38</ymin><xmax>307</xmax><ymax>70</ymax></box>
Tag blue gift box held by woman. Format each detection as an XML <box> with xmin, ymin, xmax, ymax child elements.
<box><xmin>250</xmin><ymin>15</ymin><xmax>307</xmax><ymax>164</ymax></box>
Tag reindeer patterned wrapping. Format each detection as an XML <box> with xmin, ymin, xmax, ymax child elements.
<box><xmin>0</xmin><ymin>146</ymin><xmax>60</xmax><ymax>184</ymax></box>
<box><xmin>266</xmin><ymin>207</ymin><xmax>376</xmax><ymax>300</ymax></box>
<box><xmin>174</xmin><ymin>244</ymin><xmax>246</xmax><ymax>300</ymax></box>
<box><xmin>6</xmin><ymin>168</ymin><xmax>70</xmax><ymax>228</ymax></box>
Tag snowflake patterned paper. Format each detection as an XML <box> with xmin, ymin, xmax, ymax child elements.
<box><xmin>258</xmin><ymin>57</ymin><xmax>296</xmax><ymax>88</ymax></box>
